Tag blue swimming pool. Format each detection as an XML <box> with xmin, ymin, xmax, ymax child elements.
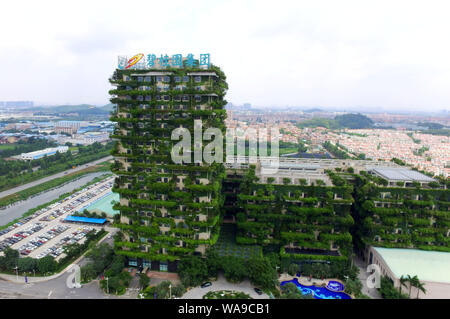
<box><xmin>280</xmin><ymin>278</ymin><xmax>351</xmax><ymax>299</ymax></box>
<box><xmin>326</xmin><ymin>280</ymin><xmax>345</xmax><ymax>292</ymax></box>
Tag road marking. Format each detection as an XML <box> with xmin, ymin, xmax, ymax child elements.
<box><xmin>48</xmin><ymin>290</ymin><xmax>52</xmax><ymax>298</ymax></box>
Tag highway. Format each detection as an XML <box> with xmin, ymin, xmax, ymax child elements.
<box><xmin>0</xmin><ymin>155</ymin><xmax>113</xmax><ymax>199</ymax></box>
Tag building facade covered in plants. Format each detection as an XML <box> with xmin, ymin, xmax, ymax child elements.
<box><xmin>109</xmin><ymin>57</ymin><xmax>228</xmax><ymax>271</ymax></box>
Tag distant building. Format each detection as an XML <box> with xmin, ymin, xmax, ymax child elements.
<box><xmin>20</xmin><ymin>146</ymin><xmax>68</xmax><ymax>160</ymax></box>
<box><xmin>0</xmin><ymin>101</ymin><xmax>34</xmax><ymax>107</ymax></box>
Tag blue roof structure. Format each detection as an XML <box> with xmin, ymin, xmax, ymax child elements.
<box><xmin>64</xmin><ymin>215</ymin><xmax>106</xmax><ymax>224</ymax></box>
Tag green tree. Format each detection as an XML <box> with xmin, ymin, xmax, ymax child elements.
<box><xmin>222</xmin><ymin>256</ymin><xmax>247</xmax><ymax>283</ymax></box>
<box><xmin>18</xmin><ymin>257</ymin><xmax>36</xmax><ymax>273</ymax></box>
<box><xmin>415</xmin><ymin>280</ymin><xmax>426</xmax><ymax>299</ymax></box>
<box><xmin>139</xmin><ymin>273</ymin><xmax>150</xmax><ymax>289</ymax></box>
<box><xmin>399</xmin><ymin>275</ymin><xmax>408</xmax><ymax>295</ymax></box>
<box><xmin>246</xmin><ymin>257</ymin><xmax>278</xmax><ymax>290</ymax></box>
<box><xmin>37</xmin><ymin>256</ymin><xmax>57</xmax><ymax>274</ymax></box>
<box><xmin>287</xmin><ymin>263</ymin><xmax>300</xmax><ymax>276</ymax></box>
<box><xmin>280</xmin><ymin>282</ymin><xmax>314</xmax><ymax>299</ymax></box>
<box><xmin>177</xmin><ymin>256</ymin><xmax>208</xmax><ymax>287</ymax></box>
<box><xmin>205</xmin><ymin>249</ymin><xmax>221</xmax><ymax>278</ymax></box>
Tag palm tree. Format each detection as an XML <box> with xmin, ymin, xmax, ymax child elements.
<box><xmin>399</xmin><ymin>275</ymin><xmax>408</xmax><ymax>295</ymax></box>
<box><xmin>406</xmin><ymin>275</ymin><xmax>413</xmax><ymax>297</ymax></box>
<box><xmin>408</xmin><ymin>275</ymin><xmax>420</xmax><ymax>298</ymax></box>
<box><xmin>415</xmin><ymin>279</ymin><xmax>426</xmax><ymax>299</ymax></box>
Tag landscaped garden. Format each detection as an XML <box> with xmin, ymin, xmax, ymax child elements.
<box><xmin>213</xmin><ymin>224</ymin><xmax>262</xmax><ymax>259</ymax></box>
<box><xmin>203</xmin><ymin>290</ymin><xmax>252</xmax><ymax>299</ymax></box>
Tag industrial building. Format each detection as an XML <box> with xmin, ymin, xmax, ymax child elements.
<box><xmin>19</xmin><ymin>146</ymin><xmax>69</xmax><ymax>160</ymax></box>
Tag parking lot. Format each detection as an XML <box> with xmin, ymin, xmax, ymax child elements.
<box><xmin>0</xmin><ymin>176</ymin><xmax>115</xmax><ymax>261</ymax></box>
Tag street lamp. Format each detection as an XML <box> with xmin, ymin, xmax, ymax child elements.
<box><xmin>169</xmin><ymin>284</ymin><xmax>172</xmax><ymax>299</ymax></box>
<box><xmin>14</xmin><ymin>266</ymin><xmax>18</xmax><ymax>282</ymax></box>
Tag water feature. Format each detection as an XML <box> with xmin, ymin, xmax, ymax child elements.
<box><xmin>280</xmin><ymin>278</ymin><xmax>351</xmax><ymax>299</ymax></box>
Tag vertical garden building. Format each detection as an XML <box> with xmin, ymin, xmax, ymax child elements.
<box><xmin>109</xmin><ymin>54</ymin><xmax>228</xmax><ymax>271</ymax></box>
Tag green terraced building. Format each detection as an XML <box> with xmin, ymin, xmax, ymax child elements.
<box><xmin>109</xmin><ymin>56</ymin><xmax>228</xmax><ymax>271</ymax></box>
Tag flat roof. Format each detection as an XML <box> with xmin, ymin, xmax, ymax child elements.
<box><xmin>374</xmin><ymin>247</ymin><xmax>450</xmax><ymax>283</ymax></box>
<box><xmin>64</xmin><ymin>215</ymin><xmax>106</xmax><ymax>224</ymax></box>
<box><xmin>371</xmin><ymin>167</ymin><xmax>435</xmax><ymax>182</ymax></box>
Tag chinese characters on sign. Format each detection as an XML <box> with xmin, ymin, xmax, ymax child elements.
<box><xmin>118</xmin><ymin>53</ymin><xmax>210</xmax><ymax>70</ymax></box>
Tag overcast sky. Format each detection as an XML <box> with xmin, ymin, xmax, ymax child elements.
<box><xmin>1</xmin><ymin>0</ymin><xmax>450</xmax><ymax>112</ymax></box>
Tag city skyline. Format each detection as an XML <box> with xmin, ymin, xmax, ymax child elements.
<box><xmin>1</xmin><ymin>0</ymin><xmax>450</xmax><ymax>112</ymax></box>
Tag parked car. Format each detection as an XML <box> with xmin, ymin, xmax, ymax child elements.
<box><xmin>201</xmin><ymin>282</ymin><xmax>212</xmax><ymax>288</ymax></box>
<box><xmin>254</xmin><ymin>288</ymin><xmax>263</xmax><ymax>295</ymax></box>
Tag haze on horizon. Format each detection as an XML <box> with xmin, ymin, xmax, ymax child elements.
<box><xmin>1</xmin><ymin>0</ymin><xmax>450</xmax><ymax>113</ymax></box>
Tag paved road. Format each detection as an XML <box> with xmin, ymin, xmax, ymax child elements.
<box><xmin>0</xmin><ymin>171</ymin><xmax>108</xmax><ymax>226</ymax></box>
<box><xmin>182</xmin><ymin>274</ymin><xmax>269</xmax><ymax>299</ymax></box>
<box><xmin>0</xmin><ymin>155</ymin><xmax>112</xmax><ymax>199</ymax></box>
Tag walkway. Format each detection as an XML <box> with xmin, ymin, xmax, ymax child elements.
<box><xmin>182</xmin><ymin>273</ymin><xmax>269</xmax><ymax>299</ymax></box>
<box><xmin>353</xmin><ymin>256</ymin><xmax>382</xmax><ymax>299</ymax></box>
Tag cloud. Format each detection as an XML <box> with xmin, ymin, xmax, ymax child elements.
<box><xmin>0</xmin><ymin>0</ymin><xmax>449</xmax><ymax>111</ymax></box>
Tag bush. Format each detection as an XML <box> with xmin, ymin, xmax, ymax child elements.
<box><xmin>280</xmin><ymin>283</ymin><xmax>314</xmax><ymax>299</ymax></box>
<box><xmin>288</xmin><ymin>263</ymin><xmax>300</xmax><ymax>276</ymax></box>
<box><xmin>246</xmin><ymin>257</ymin><xmax>278</xmax><ymax>290</ymax></box>
<box><xmin>222</xmin><ymin>256</ymin><xmax>247</xmax><ymax>283</ymax></box>
<box><xmin>205</xmin><ymin>249</ymin><xmax>221</xmax><ymax>278</ymax></box>
<box><xmin>344</xmin><ymin>278</ymin><xmax>363</xmax><ymax>297</ymax></box>
<box><xmin>379</xmin><ymin>276</ymin><xmax>408</xmax><ymax>299</ymax></box>
<box><xmin>101</xmin><ymin>271</ymin><xmax>132</xmax><ymax>295</ymax></box>
<box><xmin>81</xmin><ymin>264</ymin><xmax>97</xmax><ymax>282</ymax></box>
<box><xmin>177</xmin><ymin>255</ymin><xmax>209</xmax><ymax>287</ymax></box>
<box><xmin>18</xmin><ymin>257</ymin><xmax>36</xmax><ymax>273</ymax></box>
<box><xmin>172</xmin><ymin>283</ymin><xmax>186</xmax><ymax>297</ymax></box>
<box><xmin>139</xmin><ymin>273</ymin><xmax>150</xmax><ymax>289</ymax></box>
<box><xmin>37</xmin><ymin>256</ymin><xmax>57</xmax><ymax>274</ymax></box>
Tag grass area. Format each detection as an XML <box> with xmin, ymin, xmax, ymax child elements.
<box><xmin>279</xmin><ymin>147</ymin><xmax>298</xmax><ymax>155</ymax></box>
<box><xmin>0</xmin><ymin>163</ymin><xmax>111</xmax><ymax>208</ymax></box>
<box><xmin>213</xmin><ymin>224</ymin><xmax>262</xmax><ymax>259</ymax></box>
<box><xmin>0</xmin><ymin>144</ymin><xmax>17</xmax><ymax>150</ymax></box>
<box><xmin>0</xmin><ymin>173</ymin><xmax>112</xmax><ymax>230</ymax></box>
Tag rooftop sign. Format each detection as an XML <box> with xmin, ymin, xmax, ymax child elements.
<box><xmin>118</xmin><ymin>53</ymin><xmax>211</xmax><ymax>70</ymax></box>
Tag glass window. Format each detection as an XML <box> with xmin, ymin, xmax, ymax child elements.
<box><xmin>183</xmin><ymin>76</ymin><xmax>189</xmax><ymax>82</ymax></box>
<box><xmin>144</xmin><ymin>76</ymin><xmax>151</xmax><ymax>82</ymax></box>
<box><xmin>128</xmin><ymin>259</ymin><xmax>138</xmax><ymax>267</ymax></box>
<box><xmin>163</xmin><ymin>76</ymin><xmax>170</xmax><ymax>82</ymax></box>
<box><xmin>156</xmin><ymin>76</ymin><xmax>162</xmax><ymax>82</ymax></box>
<box><xmin>143</xmin><ymin>260</ymin><xmax>151</xmax><ymax>267</ymax></box>
<box><xmin>137</xmin><ymin>76</ymin><xmax>143</xmax><ymax>82</ymax></box>
<box><xmin>194</xmin><ymin>76</ymin><xmax>201</xmax><ymax>82</ymax></box>
<box><xmin>160</xmin><ymin>262</ymin><xmax>168</xmax><ymax>271</ymax></box>
<box><xmin>175</xmin><ymin>76</ymin><xmax>181</xmax><ymax>83</ymax></box>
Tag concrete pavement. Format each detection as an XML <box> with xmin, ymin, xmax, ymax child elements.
<box><xmin>182</xmin><ymin>274</ymin><xmax>270</xmax><ymax>299</ymax></box>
